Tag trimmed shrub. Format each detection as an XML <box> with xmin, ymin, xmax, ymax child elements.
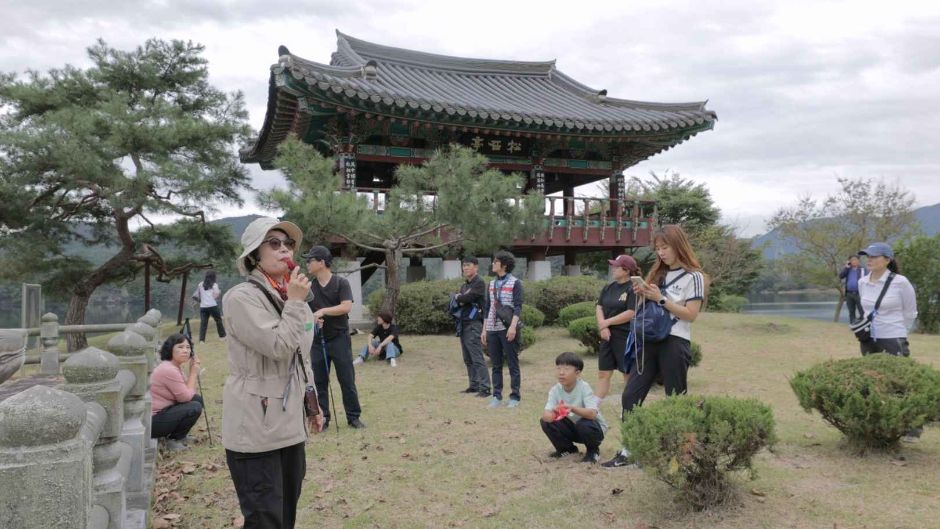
<box><xmin>567</xmin><ymin>315</ymin><xmax>601</xmax><ymax>355</ymax></box>
<box><xmin>790</xmin><ymin>354</ymin><xmax>940</xmax><ymax>452</ymax></box>
<box><xmin>713</xmin><ymin>294</ymin><xmax>748</xmax><ymax>313</ymax></box>
<box><xmin>690</xmin><ymin>341</ymin><xmax>702</xmax><ymax>368</ymax></box>
<box><xmin>367</xmin><ymin>279</ymin><xmax>462</xmax><ymax>334</ymax></box>
<box><xmin>521</xmin><ymin>304</ymin><xmax>545</xmax><ymax>328</ymax></box>
<box><xmin>622</xmin><ymin>395</ymin><xmax>776</xmax><ymax>510</ymax></box>
<box><xmin>518</xmin><ymin>326</ymin><xmax>536</xmax><ymax>351</ymax></box>
<box><xmin>557</xmin><ymin>301</ymin><xmax>596</xmax><ymax>328</ymax></box>
<box><xmin>527</xmin><ymin>276</ymin><xmax>605</xmax><ymax>324</ymax></box>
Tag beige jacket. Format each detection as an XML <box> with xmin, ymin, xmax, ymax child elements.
<box><xmin>221</xmin><ymin>270</ymin><xmax>315</xmax><ymax>453</ymax></box>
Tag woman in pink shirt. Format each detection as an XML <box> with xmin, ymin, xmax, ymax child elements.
<box><xmin>150</xmin><ymin>333</ymin><xmax>203</xmax><ymax>451</ymax></box>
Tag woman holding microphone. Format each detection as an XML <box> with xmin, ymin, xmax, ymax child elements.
<box><xmin>222</xmin><ymin>217</ymin><xmax>324</xmax><ymax>529</ymax></box>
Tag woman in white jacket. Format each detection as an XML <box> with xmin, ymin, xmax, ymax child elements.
<box><xmin>857</xmin><ymin>242</ymin><xmax>918</xmax><ymax>357</ymax></box>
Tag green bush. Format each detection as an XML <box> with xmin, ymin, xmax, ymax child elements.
<box><xmin>527</xmin><ymin>276</ymin><xmax>605</xmax><ymax>324</ymax></box>
<box><xmin>521</xmin><ymin>304</ymin><xmax>545</xmax><ymax>328</ymax></box>
<box><xmin>713</xmin><ymin>294</ymin><xmax>748</xmax><ymax>313</ymax></box>
<box><xmin>557</xmin><ymin>301</ymin><xmax>596</xmax><ymax>328</ymax></box>
<box><xmin>567</xmin><ymin>315</ymin><xmax>600</xmax><ymax>355</ymax></box>
<box><xmin>367</xmin><ymin>279</ymin><xmax>462</xmax><ymax>334</ymax></box>
<box><xmin>518</xmin><ymin>326</ymin><xmax>536</xmax><ymax>351</ymax></box>
<box><xmin>790</xmin><ymin>354</ymin><xmax>940</xmax><ymax>452</ymax></box>
<box><xmin>690</xmin><ymin>341</ymin><xmax>702</xmax><ymax>367</ymax></box>
<box><xmin>622</xmin><ymin>395</ymin><xmax>776</xmax><ymax>510</ymax></box>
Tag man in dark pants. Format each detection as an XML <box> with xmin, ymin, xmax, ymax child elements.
<box><xmin>482</xmin><ymin>250</ymin><xmax>523</xmax><ymax>408</ymax></box>
<box><xmin>455</xmin><ymin>256</ymin><xmax>490</xmax><ymax>397</ymax></box>
<box><xmin>304</xmin><ymin>245</ymin><xmax>365</xmax><ymax>429</ymax></box>
<box><xmin>839</xmin><ymin>255</ymin><xmax>867</xmax><ymax>324</ymax></box>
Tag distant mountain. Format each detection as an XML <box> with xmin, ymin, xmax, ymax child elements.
<box><xmin>753</xmin><ymin>202</ymin><xmax>940</xmax><ymax>259</ymax></box>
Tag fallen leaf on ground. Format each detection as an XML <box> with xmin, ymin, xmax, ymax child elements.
<box><xmin>611</xmin><ymin>488</ymin><xmax>624</xmax><ymax>495</ymax></box>
<box><xmin>750</xmin><ymin>488</ymin><xmax>766</xmax><ymax>497</ymax></box>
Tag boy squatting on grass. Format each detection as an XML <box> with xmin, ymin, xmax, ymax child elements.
<box><xmin>540</xmin><ymin>352</ymin><xmax>608</xmax><ymax>464</ymax></box>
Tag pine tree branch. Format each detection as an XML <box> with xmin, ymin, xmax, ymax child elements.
<box><xmin>401</xmin><ymin>239</ymin><xmax>461</xmax><ymax>254</ymax></box>
<box><xmin>335</xmin><ymin>232</ymin><xmax>387</xmax><ymax>253</ymax></box>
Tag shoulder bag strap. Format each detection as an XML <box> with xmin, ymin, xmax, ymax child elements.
<box><xmin>248</xmin><ymin>278</ymin><xmax>284</xmax><ymax>316</ymax></box>
<box><xmin>661</xmin><ymin>270</ymin><xmax>689</xmax><ymax>289</ymax></box>
<box><xmin>871</xmin><ymin>272</ymin><xmax>896</xmax><ymax>316</ymax></box>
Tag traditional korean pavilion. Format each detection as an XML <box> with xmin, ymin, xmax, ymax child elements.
<box><xmin>242</xmin><ymin>31</ymin><xmax>716</xmax><ymax>286</ymax></box>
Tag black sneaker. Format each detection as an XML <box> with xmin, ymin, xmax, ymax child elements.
<box><xmin>601</xmin><ymin>452</ymin><xmax>637</xmax><ymax>468</ymax></box>
<box><xmin>348</xmin><ymin>418</ymin><xmax>367</xmax><ymax>429</ymax></box>
<box><xmin>581</xmin><ymin>450</ymin><xmax>600</xmax><ymax>464</ymax></box>
<box><xmin>460</xmin><ymin>387</ymin><xmax>477</xmax><ymax>394</ymax></box>
<box><xmin>549</xmin><ymin>448</ymin><xmax>579</xmax><ymax>458</ymax></box>
<box><xmin>475</xmin><ymin>390</ymin><xmax>491</xmax><ymax>398</ymax></box>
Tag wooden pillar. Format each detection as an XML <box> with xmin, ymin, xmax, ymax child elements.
<box><xmin>562</xmin><ymin>185</ymin><xmax>575</xmax><ymax>216</ymax></box>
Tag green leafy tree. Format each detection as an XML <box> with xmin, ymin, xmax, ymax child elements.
<box><xmin>0</xmin><ymin>39</ymin><xmax>251</xmax><ymax>349</ymax></box>
<box><xmin>895</xmin><ymin>234</ymin><xmax>940</xmax><ymax>333</ymax></box>
<box><xmin>263</xmin><ymin>137</ymin><xmax>544</xmax><ymax>312</ymax></box>
<box><xmin>634</xmin><ymin>170</ymin><xmax>721</xmax><ymax>231</ymax></box>
<box><xmin>767</xmin><ymin>177</ymin><xmax>918</xmax><ymax>321</ymax></box>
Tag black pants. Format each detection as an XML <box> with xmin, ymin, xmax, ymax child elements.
<box><xmin>860</xmin><ymin>337</ymin><xmax>910</xmax><ymax>357</ymax></box>
<box><xmin>226</xmin><ymin>442</ymin><xmax>305</xmax><ymax>529</ymax></box>
<box><xmin>311</xmin><ymin>332</ymin><xmax>362</xmax><ymax>423</ymax></box>
<box><xmin>461</xmin><ymin>320</ymin><xmax>490</xmax><ymax>392</ymax></box>
<box><xmin>845</xmin><ymin>291</ymin><xmax>864</xmax><ymax>324</ymax></box>
<box><xmin>199</xmin><ymin>306</ymin><xmax>226</xmax><ymax>341</ymax></box>
<box><xmin>540</xmin><ymin>417</ymin><xmax>605</xmax><ymax>452</ymax></box>
<box><xmin>487</xmin><ymin>329</ymin><xmax>520</xmax><ymax>401</ymax></box>
<box><xmin>151</xmin><ymin>394</ymin><xmax>203</xmax><ymax>440</ymax></box>
<box><xmin>622</xmin><ymin>335</ymin><xmax>690</xmax><ymax>416</ymax></box>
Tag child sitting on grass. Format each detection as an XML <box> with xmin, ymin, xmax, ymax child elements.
<box><xmin>540</xmin><ymin>352</ymin><xmax>607</xmax><ymax>463</ymax></box>
<box><xmin>354</xmin><ymin>310</ymin><xmax>402</xmax><ymax>367</ymax></box>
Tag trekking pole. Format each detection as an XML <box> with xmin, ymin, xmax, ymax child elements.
<box><xmin>183</xmin><ymin>318</ymin><xmax>213</xmax><ymax>447</ymax></box>
<box><xmin>316</xmin><ymin>324</ymin><xmax>340</xmax><ymax>432</ymax></box>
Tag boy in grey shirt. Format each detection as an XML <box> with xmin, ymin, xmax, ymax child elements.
<box><xmin>540</xmin><ymin>352</ymin><xmax>607</xmax><ymax>463</ymax></box>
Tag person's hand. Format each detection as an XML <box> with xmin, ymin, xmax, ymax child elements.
<box><xmin>481</xmin><ymin>331</ymin><xmax>487</xmax><ymax>347</ymax></box>
<box><xmin>286</xmin><ymin>267</ymin><xmax>311</xmax><ymax>301</ymax></box>
<box><xmin>599</xmin><ymin>328</ymin><xmax>611</xmax><ymax>342</ymax></box>
<box><xmin>637</xmin><ymin>282</ymin><xmax>661</xmax><ymax>301</ymax></box>
<box><xmin>367</xmin><ymin>344</ymin><xmax>376</xmax><ymax>356</ymax></box>
<box><xmin>189</xmin><ymin>354</ymin><xmax>201</xmax><ymax>369</ymax></box>
<box><xmin>309</xmin><ymin>411</ymin><xmax>325</xmax><ymax>434</ymax></box>
<box><xmin>506</xmin><ymin>325</ymin><xmax>516</xmax><ymax>342</ymax></box>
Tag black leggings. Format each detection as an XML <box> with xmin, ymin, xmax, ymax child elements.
<box><xmin>621</xmin><ymin>335</ymin><xmax>690</xmax><ymax>417</ymax></box>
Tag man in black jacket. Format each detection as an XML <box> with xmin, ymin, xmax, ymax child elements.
<box><xmin>455</xmin><ymin>257</ymin><xmax>490</xmax><ymax>397</ymax></box>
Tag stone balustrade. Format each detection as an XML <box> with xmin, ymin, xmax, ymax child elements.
<box><xmin>0</xmin><ymin>310</ymin><xmax>163</xmax><ymax>529</ymax></box>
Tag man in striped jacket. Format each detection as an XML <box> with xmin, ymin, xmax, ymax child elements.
<box><xmin>481</xmin><ymin>250</ymin><xmax>524</xmax><ymax>409</ymax></box>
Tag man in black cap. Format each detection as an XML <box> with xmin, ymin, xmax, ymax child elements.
<box><xmin>454</xmin><ymin>256</ymin><xmax>490</xmax><ymax>397</ymax></box>
<box><xmin>304</xmin><ymin>245</ymin><xmax>365</xmax><ymax>429</ymax></box>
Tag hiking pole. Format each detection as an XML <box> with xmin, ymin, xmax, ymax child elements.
<box><xmin>183</xmin><ymin>318</ymin><xmax>214</xmax><ymax>447</ymax></box>
<box><xmin>316</xmin><ymin>323</ymin><xmax>340</xmax><ymax>433</ymax></box>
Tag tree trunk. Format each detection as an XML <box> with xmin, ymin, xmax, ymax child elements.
<box><xmin>64</xmin><ymin>211</ymin><xmax>138</xmax><ymax>351</ymax></box>
<box><xmin>833</xmin><ymin>288</ymin><xmax>846</xmax><ymax>323</ymax></box>
<box><xmin>381</xmin><ymin>247</ymin><xmax>402</xmax><ymax>314</ymax></box>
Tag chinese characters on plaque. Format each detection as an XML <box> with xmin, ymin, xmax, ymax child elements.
<box><xmin>340</xmin><ymin>154</ymin><xmax>357</xmax><ymax>189</ymax></box>
<box><xmin>532</xmin><ymin>165</ymin><xmax>545</xmax><ymax>194</ymax></box>
<box><xmin>460</xmin><ymin>133</ymin><xmax>530</xmax><ymax>156</ymax></box>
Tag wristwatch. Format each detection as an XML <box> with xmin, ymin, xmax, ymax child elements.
<box><xmin>658</xmin><ymin>298</ymin><xmax>667</xmax><ymax>307</ymax></box>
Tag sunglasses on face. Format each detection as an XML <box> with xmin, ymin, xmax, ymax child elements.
<box><xmin>263</xmin><ymin>237</ymin><xmax>296</xmax><ymax>250</ymax></box>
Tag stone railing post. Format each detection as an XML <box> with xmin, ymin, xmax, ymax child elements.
<box><xmin>107</xmin><ymin>331</ymin><xmax>148</xmax><ymax>493</ymax></box>
<box><xmin>39</xmin><ymin>312</ymin><xmax>61</xmax><ymax>375</ymax></box>
<box><xmin>63</xmin><ymin>347</ymin><xmax>125</xmax><ymax>529</ymax></box>
<box><xmin>0</xmin><ymin>385</ymin><xmax>90</xmax><ymax>528</ymax></box>
<box><xmin>126</xmin><ymin>310</ymin><xmax>161</xmax><ymax>446</ymax></box>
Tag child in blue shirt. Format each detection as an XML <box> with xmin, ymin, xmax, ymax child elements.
<box><xmin>540</xmin><ymin>352</ymin><xmax>607</xmax><ymax>463</ymax></box>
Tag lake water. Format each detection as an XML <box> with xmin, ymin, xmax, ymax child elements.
<box><xmin>744</xmin><ymin>292</ymin><xmax>849</xmax><ymax>323</ymax></box>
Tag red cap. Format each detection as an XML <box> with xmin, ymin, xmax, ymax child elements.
<box><xmin>607</xmin><ymin>254</ymin><xmax>639</xmax><ymax>272</ymax></box>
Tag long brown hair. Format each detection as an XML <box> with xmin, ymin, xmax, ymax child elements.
<box><xmin>646</xmin><ymin>224</ymin><xmax>704</xmax><ymax>287</ymax></box>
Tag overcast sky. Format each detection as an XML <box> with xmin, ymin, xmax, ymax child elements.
<box><xmin>2</xmin><ymin>0</ymin><xmax>938</xmax><ymax>236</ymax></box>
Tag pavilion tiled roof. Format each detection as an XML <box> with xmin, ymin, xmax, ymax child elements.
<box><xmin>241</xmin><ymin>31</ymin><xmax>716</xmax><ymax>165</ymax></box>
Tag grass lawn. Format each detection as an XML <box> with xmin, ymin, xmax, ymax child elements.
<box><xmin>150</xmin><ymin>313</ymin><xmax>940</xmax><ymax>529</ymax></box>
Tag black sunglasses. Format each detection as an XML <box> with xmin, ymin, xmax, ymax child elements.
<box><xmin>263</xmin><ymin>237</ymin><xmax>296</xmax><ymax>250</ymax></box>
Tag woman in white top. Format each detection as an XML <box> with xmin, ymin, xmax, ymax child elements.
<box><xmin>193</xmin><ymin>269</ymin><xmax>226</xmax><ymax>342</ymax></box>
<box><xmin>857</xmin><ymin>242</ymin><xmax>918</xmax><ymax>356</ymax></box>
<box><xmin>603</xmin><ymin>224</ymin><xmax>706</xmax><ymax>468</ymax></box>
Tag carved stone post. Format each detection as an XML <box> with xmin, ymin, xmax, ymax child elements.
<box><xmin>107</xmin><ymin>331</ymin><xmax>148</xmax><ymax>493</ymax></box>
<box><xmin>0</xmin><ymin>385</ymin><xmax>90</xmax><ymax>528</ymax></box>
<box><xmin>126</xmin><ymin>313</ymin><xmax>160</xmax><ymax>456</ymax></box>
<box><xmin>63</xmin><ymin>347</ymin><xmax>125</xmax><ymax>529</ymax></box>
<box><xmin>39</xmin><ymin>312</ymin><xmax>61</xmax><ymax>375</ymax></box>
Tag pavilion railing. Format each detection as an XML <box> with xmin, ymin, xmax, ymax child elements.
<box><xmin>351</xmin><ymin>187</ymin><xmax>658</xmax><ymax>244</ymax></box>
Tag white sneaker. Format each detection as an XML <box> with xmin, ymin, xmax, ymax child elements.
<box><xmin>165</xmin><ymin>439</ymin><xmax>189</xmax><ymax>452</ymax></box>
<box><xmin>353</xmin><ymin>357</ymin><xmax>364</xmax><ymax>366</ymax></box>
<box><xmin>389</xmin><ymin>358</ymin><xmax>397</xmax><ymax>367</ymax></box>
